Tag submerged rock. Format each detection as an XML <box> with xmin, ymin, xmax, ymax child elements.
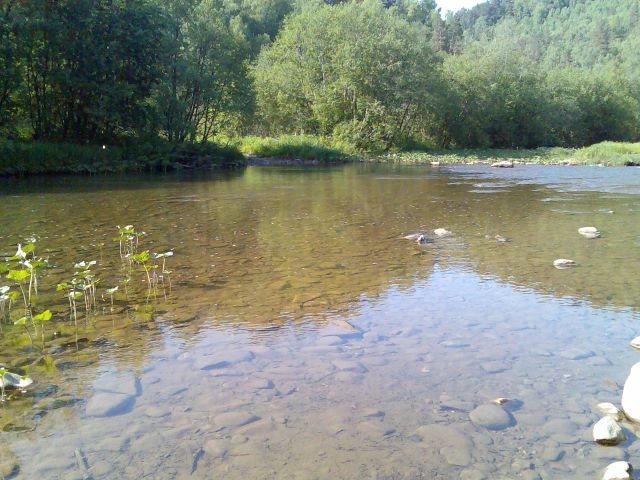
<box><xmin>412</xmin><ymin>424</ymin><xmax>473</xmax><ymax>466</ymax></box>
<box><xmin>494</xmin><ymin>234</ymin><xmax>509</xmax><ymax>243</ymax></box>
<box><xmin>553</xmin><ymin>258</ymin><xmax>576</xmax><ymax>269</ymax></box>
<box><xmin>86</xmin><ymin>391</ymin><xmax>135</xmax><ymax>417</ymax></box>
<box><xmin>593</xmin><ymin>416</ymin><xmax>626</xmax><ymax>445</ymax></box>
<box><xmin>602</xmin><ymin>461</ymin><xmax>633</xmax><ymax>480</ymax></box>
<box><xmin>622</xmin><ymin>362</ymin><xmax>640</xmax><ymax>422</ymax></box>
<box><xmin>578</xmin><ymin>226</ymin><xmax>601</xmax><ymax>239</ymax></box>
<box><xmin>469</xmin><ymin>404</ymin><xmax>514</xmax><ymax>430</ymax></box>
<box><xmin>597</xmin><ymin>402</ymin><xmax>624</xmax><ymax>421</ymax></box>
<box><xmin>214</xmin><ymin>411</ymin><xmax>260</xmax><ymax>429</ymax></box>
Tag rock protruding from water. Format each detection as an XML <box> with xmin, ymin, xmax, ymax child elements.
<box><xmin>622</xmin><ymin>362</ymin><xmax>640</xmax><ymax>423</ymax></box>
<box><xmin>553</xmin><ymin>258</ymin><xmax>576</xmax><ymax>269</ymax></box>
<box><xmin>630</xmin><ymin>337</ymin><xmax>640</xmax><ymax>350</ymax></box>
<box><xmin>602</xmin><ymin>461</ymin><xmax>633</xmax><ymax>480</ymax></box>
<box><xmin>597</xmin><ymin>402</ymin><xmax>624</xmax><ymax>421</ymax></box>
<box><xmin>403</xmin><ymin>233</ymin><xmax>433</xmax><ymax>244</ymax></box>
<box><xmin>578</xmin><ymin>226</ymin><xmax>601</xmax><ymax>239</ymax></box>
<box><xmin>593</xmin><ymin>416</ymin><xmax>626</xmax><ymax>445</ymax></box>
<box><xmin>491</xmin><ymin>161</ymin><xmax>514</xmax><ymax>168</ymax></box>
<box><xmin>433</xmin><ymin>228</ymin><xmax>452</xmax><ymax>237</ymax></box>
<box><xmin>469</xmin><ymin>404</ymin><xmax>514</xmax><ymax>430</ymax></box>
<box><xmin>0</xmin><ymin>371</ymin><xmax>33</xmax><ymax>389</ymax></box>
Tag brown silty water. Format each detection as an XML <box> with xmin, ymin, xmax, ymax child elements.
<box><xmin>0</xmin><ymin>163</ymin><xmax>640</xmax><ymax>479</ymax></box>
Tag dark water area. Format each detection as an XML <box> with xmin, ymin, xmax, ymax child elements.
<box><xmin>0</xmin><ymin>164</ymin><xmax>639</xmax><ymax>479</ymax></box>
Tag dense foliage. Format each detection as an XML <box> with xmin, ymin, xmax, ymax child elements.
<box><xmin>0</xmin><ymin>0</ymin><xmax>638</xmax><ymax>154</ymax></box>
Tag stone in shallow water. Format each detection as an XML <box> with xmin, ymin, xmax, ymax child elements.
<box><xmin>578</xmin><ymin>226</ymin><xmax>601</xmax><ymax>238</ymax></box>
<box><xmin>597</xmin><ymin>402</ymin><xmax>623</xmax><ymax>421</ymax></box>
<box><xmin>0</xmin><ymin>371</ymin><xmax>32</xmax><ymax>389</ymax></box>
<box><xmin>331</xmin><ymin>360</ymin><xmax>368</xmax><ymax>373</ymax></box>
<box><xmin>86</xmin><ymin>391</ymin><xmax>135</xmax><ymax>417</ymax></box>
<box><xmin>413</xmin><ymin>424</ymin><xmax>473</xmax><ymax>466</ymax></box>
<box><xmin>630</xmin><ymin>337</ymin><xmax>640</xmax><ymax>350</ymax></box>
<box><xmin>553</xmin><ymin>258</ymin><xmax>576</xmax><ymax>269</ymax></box>
<box><xmin>469</xmin><ymin>404</ymin><xmax>514</xmax><ymax>431</ymax></box>
<box><xmin>602</xmin><ymin>461</ymin><xmax>632</xmax><ymax>480</ymax></box>
<box><xmin>558</xmin><ymin>348</ymin><xmax>595</xmax><ymax>360</ymax></box>
<box><xmin>622</xmin><ymin>361</ymin><xmax>640</xmax><ymax>423</ymax></box>
<box><xmin>195</xmin><ymin>351</ymin><xmax>254</xmax><ymax>370</ymax></box>
<box><xmin>214</xmin><ymin>412</ymin><xmax>260</xmax><ymax>429</ymax></box>
<box><xmin>94</xmin><ymin>372</ymin><xmax>139</xmax><ymax>396</ymax></box>
<box><xmin>593</xmin><ymin>416</ymin><xmax>626</xmax><ymax>445</ymax></box>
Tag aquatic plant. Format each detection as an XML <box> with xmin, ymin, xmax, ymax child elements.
<box><xmin>105</xmin><ymin>286</ymin><xmax>118</xmax><ymax>310</ymax></box>
<box><xmin>115</xmin><ymin>225</ymin><xmax>146</xmax><ymax>262</ymax></box>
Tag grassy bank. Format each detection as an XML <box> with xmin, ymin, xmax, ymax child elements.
<box><xmin>381</xmin><ymin>142</ymin><xmax>640</xmax><ymax>166</ymax></box>
<box><xmin>0</xmin><ymin>139</ymin><xmax>245</xmax><ymax>176</ymax></box>
<box><xmin>238</xmin><ymin>135</ymin><xmax>354</xmax><ymax>162</ymax></box>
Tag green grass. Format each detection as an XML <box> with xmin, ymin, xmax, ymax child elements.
<box><xmin>0</xmin><ymin>139</ymin><xmax>245</xmax><ymax>176</ymax></box>
<box><xmin>238</xmin><ymin>135</ymin><xmax>353</xmax><ymax>162</ymax></box>
<box><xmin>377</xmin><ymin>142</ymin><xmax>640</xmax><ymax>166</ymax></box>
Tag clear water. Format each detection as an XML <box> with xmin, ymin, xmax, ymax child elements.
<box><xmin>1</xmin><ymin>164</ymin><xmax>640</xmax><ymax>479</ymax></box>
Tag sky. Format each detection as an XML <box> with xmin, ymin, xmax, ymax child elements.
<box><xmin>436</xmin><ymin>0</ymin><xmax>484</xmax><ymax>14</ymax></box>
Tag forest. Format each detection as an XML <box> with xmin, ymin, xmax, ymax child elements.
<box><xmin>0</xmin><ymin>0</ymin><xmax>638</xmax><ymax>167</ymax></box>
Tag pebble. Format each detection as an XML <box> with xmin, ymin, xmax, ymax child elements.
<box><xmin>578</xmin><ymin>226</ymin><xmax>601</xmax><ymax>238</ymax></box>
<box><xmin>469</xmin><ymin>404</ymin><xmax>514</xmax><ymax>430</ymax></box>
<box><xmin>86</xmin><ymin>391</ymin><xmax>135</xmax><ymax>417</ymax></box>
<box><xmin>553</xmin><ymin>258</ymin><xmax>576</xmax><ymax>269</ymax></box>
<box><xmin>434</xmin><ymin>228</ymin><xmax>452</xmax><ymax>237</ymax></box>
<box><xmin>593</xmin><ymin>416</ymin><xmax>626</xmax><ymax>445</ymax></box>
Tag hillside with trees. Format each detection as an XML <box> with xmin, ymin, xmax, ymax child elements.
<box><xmin>0</xmin><ymin>0</ymin><xmax>638</xmax><ymax>169</ymax></box>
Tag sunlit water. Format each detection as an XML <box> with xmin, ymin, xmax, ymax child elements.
<box><xmin>1</xmin><ymin>164</ymin><xmax>640</xmax><ymax>479</ymax></box>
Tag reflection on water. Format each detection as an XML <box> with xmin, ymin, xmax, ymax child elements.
<box><xmin>1</xmin><ymin>164</ymin><xmax>640</xmax><ymax>479</ymax></box>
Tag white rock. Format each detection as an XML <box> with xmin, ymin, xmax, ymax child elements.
<box><xmin>593</xmin><ymin>416</ymin><xmax>626</xmax><ymax>445</ymax></box>
<box><xmin>433</xmin><ymin>228</ymin><xmax>452</xmax><ymax>237</ymax></box>
<box><xmin>0</xmin><ymin>371</ymin><xmax>33</xmax><ymax>389</ymax></box>
<box><xmin>630</xmin><ymin>337</ymin><xmax>640</xmax><ymax>350</ymax></box>
<box><xmin>602</xmin><ymin>461</ymin><xmax>633</xmax><ymax>480</ymax></box>
<box><xmin>491</xmin><ymin>161</ymin><xmax>514</xmax><ymax>168</ymax></box>
<box><xmin>622</xmin><ymin>362</ymin><xmax>640</xmax><ymax>422</ymax></box>
<box><xmin>597</xmin><ymin>402</ymin><xmax>623</xmax><ymax>420</ymax></box>
<box><xmin>579</xmin><ymin>226</ymin><xmax>601</xmax><ymax>238</ymax></box>
<box><xmin>553</xmin><ymin>258</ymin><xmax>576</xmax><ymax>269</ymax></box>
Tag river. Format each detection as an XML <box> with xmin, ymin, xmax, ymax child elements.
<box><xmin>1</xmin><ymin>163</ymin><xmax>639</xmax><ymax>479</ymax></box>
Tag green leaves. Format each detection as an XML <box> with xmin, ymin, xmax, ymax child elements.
<box><xmin>132</xmin><ymin>251</ymin><xmax>150</xmax><ymax>264</ymax></box>
<box><xmin>32</xmin><ymin>310</ymin><xmax>52</xmax><ymax>323</ymax></box>
<box><xmin>7</xmin><ymin>269</ymin><xmax>29</xmax><ymax>282</ymax></box>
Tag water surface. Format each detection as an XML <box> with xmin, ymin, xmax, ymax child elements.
<box><xmin>1</xmin><ymin>164</ymin><xmax>640</xmax><ymax>479</ymax></box>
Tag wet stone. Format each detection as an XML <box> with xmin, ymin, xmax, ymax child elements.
<box><xmin>86</xmin><ymin>391</ymin><xmax>135</xmax><ymax>417</ymax></box>
<box><xmin>195</xmin><ymin>350</ymin><xmax>254</xmax><ymax>370</ymax></box>
<box><xmin>361</xmin><ymin>408</ymin><xmax>385</xmax><ymax>418</ymax></box>
<box><xmin>413</xmin><ymin>424</ymin><xmax>473</xmax><ymax>466</ymax></box>
<box><xmin>480</xmin><ymin>361</ymin><xmax>508</xmax><ymax>374</ymax></box>
<box><xmin>558</xmin><ymin>348</ymin><xmax>595</xmax><ymax>360</ymax></box>
<box><xmin>94</xmin><ymin>372</ymin><xmax>139</xmax><ymax>396</ymax></box>
<box><xmin>214</xmin><ymin>411</ymin><xmax>260</xmax><ymax>429</ymax></box>
<box><xmin>469</xmin><ymin>404</ymin><xmax>514</xmax><ymax>430</ymax></box>
<box><xmin>331</xmin><ymin>360</ymin><xmax>368</xmax><ymax>373</ymax></box>
<box><xmin>144</xmin><ymin>405</ymin><xmax>172</xmax><ymax>418</ymax></box>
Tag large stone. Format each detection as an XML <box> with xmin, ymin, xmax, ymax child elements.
<box><xmin>622</xmin><ymin>362</ymin><xmax>640</xmax><ymax>422</ymax></box>
<box><xmin>491</xmin><ymin>161</ymin><xmax>514</xmax><ymax>168</ymax></box>
<box><xmin>86</xmin><ymin>391</ymin><xmax>135</xmax><ymax>417</ymax></box>
<box><xmin>602</xmin><ymin>461</ymin><xmax>633</xmax><ymax>480</ymax></box>
<box><xmin>469</xmin><ymin>404</ymin><xmax>514</xmax><ymax>431</ymax></box>
<box><xmin>593</xmin><ymin>416</ymin><xmax>626</xmax><ymax>445</ymax></box>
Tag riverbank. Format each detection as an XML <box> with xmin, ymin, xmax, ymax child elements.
<box><xmin>239</xmin><ymin>136</ymin><xmax>640</xmax><ymax>167</ymax></box>
<box><xmin>0</xmin><ymin>140</ymin><xmax>245</xmax><ymax>176</ymax></box>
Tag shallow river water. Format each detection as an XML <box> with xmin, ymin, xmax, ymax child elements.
<box><xmin>1</xmin><ymin>163</ymin><xmax>640</xmax><ymax>479</ymax></box>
